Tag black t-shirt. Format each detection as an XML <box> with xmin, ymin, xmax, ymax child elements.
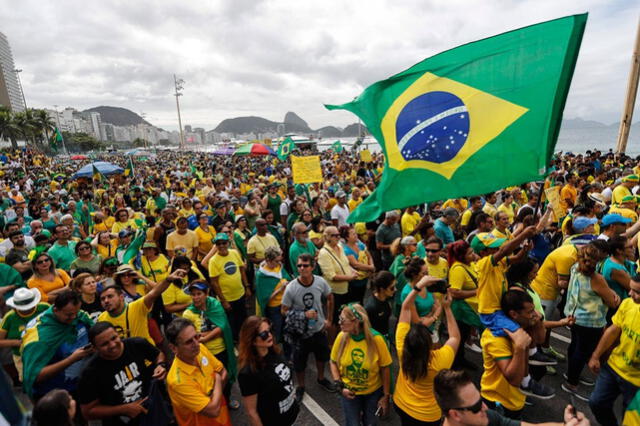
<box><xmin>364</xmin><ymin>295</ymin><xmax>391</xmax><ymax>336</ymax></box>
<box><xmin>77</xmin><ymin>338</ymin><xmax>160</xmax><ymax>426</ymax></box>
<box><xmin>238</xmin><ymin>352</ymin><xmax>299</xmax><ymax>426</ymax></box>
<box><xmin>81</xmin><ymin>297</ymin><xmax>104</xmax><ymax>323</ymax></box>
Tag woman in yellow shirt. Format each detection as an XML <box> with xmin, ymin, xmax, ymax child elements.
<box><xmin>111</xmin><ymin>208</ymin><xmax>137</xmax><ymax>234</ymax></box>
<box><xmin>27</xmin><ymin>253</ymin><xmax>71</xmax><ymax>303</ymax></box>
<box><xmin>447</xmin><ymin>240</ymin><xmax>482</xmax><ymax>370</ymax></box>
<box><xmin>178</xmin><ymin>198</ymin><xmax>195</xmax><ymax>218</ymax></box>
<box><xmin>194</xmin><ymin>213</ymin><xmax>216</xmax><ymax>261</ymax></box>
<box><xmin>91</xmin><ymin>231</ymin><xmax>119</xmax><ymax>260</ymax></box>
<box><xmin>393</xmin><ymin>276</ymin><xmax>460</xmax><ymax>425</ymax></box>
<box><xmin>330</xmin><ymin>303</ymin><xmax>392</xmax><ymax>424</ymax></box>
<box><xmin>163</xmin><ymin>255</ymin><xmax>205</xmax><ymax>315</ymax></box>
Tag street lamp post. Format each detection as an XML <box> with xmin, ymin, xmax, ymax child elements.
<box><xmin>13</xmin><ymin>69</ymin><xmax>27</xmax><ymax>111</ymax></box>
<box><xmin>173</xmin><ymin>75</ymin><xmax>185</xmax><ymax>150</ymax></box>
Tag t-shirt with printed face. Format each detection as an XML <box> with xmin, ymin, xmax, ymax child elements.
<box><xmin>77</xmin><ymin>338</ymin><xmax>159</xmax><ymax>426</ymax></box>
<box><xmin>238</xmin><ymin>352</ymin><xmax>299</xmax><ymax>426</ymax></box>
<box><xmin>281</xmin><ymin>275</ymin><xmax>332</xmax><ymax>334</ymax></box>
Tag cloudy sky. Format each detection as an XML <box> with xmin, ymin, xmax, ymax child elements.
<box><xmin>2</xmin><ymin>0</ymin><xmax>638</xmax><ymax>131</ymax></box>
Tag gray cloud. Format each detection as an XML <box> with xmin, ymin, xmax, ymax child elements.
<box><xmin>1</xmin><ymin>0</ymin><xmax>639</xmax><ymax>132</ymax></box>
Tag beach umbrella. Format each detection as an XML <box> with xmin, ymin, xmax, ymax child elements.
<box><xmin>73</xmin><ymin>161</ymin><xmax>124</xmax><ymax>179</ymax></box>
<box><xmin>233</xmin><ymin>143</ymin><xmax>276</xmax><ymax>156</ymax></box>
<box><xmin>71</xmin><ymin>155</ymin><xmax>88</xmax><ymax>160</ymax></box>
<box><xmin>125</xmin><ymin>149</ymin><xmax>140</xmax><ymax>156</ymax></box>
<box><xmin>212</xmin><ymin>147</ymin><xmax>236</xmax><ymax>155</ymax></box>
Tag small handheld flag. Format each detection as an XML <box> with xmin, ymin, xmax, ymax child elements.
<box><xmin>124</xmin><ymin>156</ymin><xmax>135</xmax><ymax>178</ymax></box>
<box><xmin>331</xmin><ymin>140</ymin><xmax>343</xmax><ymax>153</ymax></box>
<box><xmin>326</xmin><ymin>14</ymin><xmax>587</xmax><ymax>223</ymax></box>
<box><xmin>277</xmin><ymin>137</ymin><xmax>295</xmax><ymax>161</ymax></box>
<box><xmin>92</xmin><ymin>164</ymin><xmax>104</xmax><ymax>182</ymax></box>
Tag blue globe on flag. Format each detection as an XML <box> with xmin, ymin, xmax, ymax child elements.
<box><xmin>395</xmin><ymin>91</ymin><xmax>470</xmax><ymax>163</ymax></box>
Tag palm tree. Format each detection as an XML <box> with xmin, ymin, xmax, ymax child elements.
<box><xmin>0</xmin><ymin>107</ymin><xmax>20</xmax><ymax>149</ymax></box>
<box><xmin>13</xmin><ymin>109</ymin><xmax>39</xmax><ymax>146</ymax></box>
<box><xmin>34</xmin><ymin>109</ymin><xmax>56</xmax><ymax>146</ymax></box>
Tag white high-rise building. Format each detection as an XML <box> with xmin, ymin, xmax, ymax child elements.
<box><xmin>0</xmin><ymin>32</ymin><xmax>25</xmax><ymax>112</ymax></box>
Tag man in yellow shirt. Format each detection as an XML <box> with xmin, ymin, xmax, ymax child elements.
<box><xmin>559</xmin><ymin>174</ymin><xmax>578</xmax><ymax>211</ymax></box>
<box><xmin>460</xmin><ymin>197</ymin><xmax>483</xmax><ymax>229</ymax></box>
<box><xmin>401</xmin><ymin>206</ymin><xmax>428</xmax><ymax>239</ymax></box>
<box><xmin>246</xmin><ymin>219</ymin><xmax>279</xmax><ymax>265</ymax></box>
<box><xmin>480</xmin><ymin>290</ymin><xmax>537</xmax><ymax>419</ymax></box>
<box><xmin>611</xmin><ymin>174</ymin><xmax>638</xmax><ymax>206</ymax></box>
<box><xmin>482</xmin><ymin>192</ymin><xmax>498</xmax><ymax>218</ymax></box>
<box><xmin>588</xmin><ymin>277</ymin><xmax>640</xmax><ymax>425</ymax></box>
<box><xmin>99</xmin><ymin>269</ymin><xmax>186</xmax><ymax>345</ymax></box>
<box><xmin>347</xmin><ymin>187</ymin><xmax>363</xmax><ymax>212</ymax></box>
<box><xmin>166</xmin><ymin>317</ymin><xmax>230</xmax><ymax>426</ymax></box>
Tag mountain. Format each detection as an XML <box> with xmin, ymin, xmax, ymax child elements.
<box><xmin>83</xmin><ymin>106</ymin><xmax>150</xmax><ymax>126</ymax></box>
<box><xmin>316</xmin><ymin>126</ymin><xmax>343</xmax><ymax>137</ymax></box>
<box><xmin>283</xmin><ymin>112</ymin><xmax>312</xmax><ymax>133</ymax></box>
<box><xmin>213</xmin><ymin>116</ymin><xmax>280</xmax><ymax>134</ymax></box>
<box><xmin>342</xmin><ymin>123</ymin><xmax>368</xmax><ymax>137</ymax></box>
<box><xmin>560</xmin><ymin>117</ymin><xmax>607</xmax><ymax>130</ymax></box>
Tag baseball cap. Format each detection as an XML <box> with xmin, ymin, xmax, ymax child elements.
<box><xmin>622</xmin><ymin>174</ymin><xmax>639</xmax><ymax>183</ymax></box>
<box><xmin>572</xmin><ymin>216</ymin><xmax>598</xmax><ymax>231</ymax></box>
<box><xmin>335</xmin><ymin>190</ymin><xmax>346</xmax><ymax>199</ymax></box>
<box><xmin>214</xmin><ymin>233</ymin><xmax>230</xmax><ymax>242</ymax></box>
<box><xmin>470</xmin><ymin>232</ymin><xmax>507</xmax><ymax>253</ymax></box>
<box><xmin>601</xmin><ymin>214</ymin><xmax>632</xmax><ymax>227</ymax></box>
<box><xmin>187</xmin><ymin>281</ymin><xmax>209</xmax><ymax>294</ymax></box>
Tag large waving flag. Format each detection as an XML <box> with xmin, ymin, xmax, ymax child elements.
<box><xmin>277</xmin><ymin>137</ymin><xmax>295</xmax><ymax>161</ymax></box>
<box><xmin>326</xmin><ymin>14</ymin><xmax>586</xmax><ymax>223</ymax></box>
<box><xmin>124</xmin><ymin>156</ymin><xmax>135</xmax><ymax>178</ymax></box>
<box><xmin>92</xmin><ymin>164</ymin><xmax>104</xmax><ymax>182</ymax></box>
<box><xmin>50</xmin><ymin>128</ymin><xmax>63</xmax><ymax>153</ymax></box>
<box><xmin>331</xmin><ymin>140</ymin><xmax>343</xmax><ymax>153</ymax></box>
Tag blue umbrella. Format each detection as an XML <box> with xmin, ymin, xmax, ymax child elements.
<box><xmin>73</xmin><ymin>161</ymin><xmax>124</xmax><ymax>179</ymax></box>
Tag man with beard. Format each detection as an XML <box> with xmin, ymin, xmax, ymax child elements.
<box><xmin>5</xmin><ymin>230</ymin><xmax>32</xmax><ymax>281</ymax></box>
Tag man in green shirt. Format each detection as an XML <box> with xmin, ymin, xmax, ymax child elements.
<box><xmin>47</xmin><ymin>224</ymin><xmax>77</xmax><ymax>271</ymax></box>
<box><xmin>289</xmin><ymin>222</ymin><xmax>318</xmax><ymax>276</ymax></box>
<box><xmin>0</xmin><ymin>288</ymin><xmax>49</xmax><ymax>382</ymax></box>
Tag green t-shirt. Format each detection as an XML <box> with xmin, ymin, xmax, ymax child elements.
<box><xmin>288</xmin><ymin>239</ymin><xmax>318</xmax><ymax>276</ymax></box>
<box><xmin>0</xmin><ymin>263</ymin><xmax>25</xmax><ymax>300</ymax></box>
<box><xmin>0</xmin><ymin>303</ymin><xmax>49</xmax><ymax>355</ymax></box>
<box><xmin>47</xmin><ymin>241</ymin><xmax>78</xmax><ymax>271</ymax></box>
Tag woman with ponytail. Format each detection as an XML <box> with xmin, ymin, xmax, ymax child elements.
<box><xmin>330</xmin><ymin>303</ymin><xmax>392</xmax><ymax>425</ymax></box>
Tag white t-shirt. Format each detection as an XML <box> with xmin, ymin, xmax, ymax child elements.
<box><xmin>331</xmin><ymin>204</ymin><xmax>350</xmax><ymax>227</ymax></box>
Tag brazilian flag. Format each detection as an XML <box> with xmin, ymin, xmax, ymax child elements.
<box><xmin>277</xmin><ymin>137</ymin><xmax>295</xmax><ymax>161</ymax></box>
<box><xmin>326</xmin><ymin>14</ymin><xmax>586</xmax><ymax>223</ymax></box>
<box><xmin>624</xmin><ymin>390</ymin><xmax>640</xmax><ymax>425</ymax></box>
<box><xmin>50</xmin><ymin>128</ymin><xmax>63</xmax><ymax>153</ymax></box>
<box><xmin>92</xmin><ymin>164</ymin><xmax>103</xmax><ymax>182</ymax></box>
<box><xmin>331</xmin><ymin>140</ymin><xmax>343</xmax><ymax>153</ymax></box>
<box><xmin>124</xmin><ymin>156</ymin><xmax>135</xmax><ymax>178</ymax></box>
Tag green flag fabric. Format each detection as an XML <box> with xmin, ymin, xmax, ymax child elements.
<box><xmin>124</xmin><ymin>156</ymin><xmax>135</xmax><ymax>178</ymax></box>
<box><xmin>185</xmin><ymin>296</ymin><xmax>237</xmax><ymax>382</ymax></box>
<box><xmin>122</xmin><ymin>228</ymin><xmax>146</xmax><ymax>264</ymax></box>
<box><xmin>92</xmin><ymin>164</ymin><xmax>104</xmax><ymax>182</ymax></box>
<box><xmin>277</xmin><ymin>137</ymin><xmax>295</xmax><ymax>161</ymax></box>
<box><xmin>50</xmin><ymin>128</ymin><xmax>63</xmax><ymax>153</ymax></box>
<box><xmin>624</xmin><ymin>390</ymin><xmax>640</xmax><ymax>425</ymax></box>
<box><xmin>331</xmin><ymin>140</ymin><xmax>343</xmax><ymax>153</ymax></box>
<box><xmin>21</xmin><ymin>307</ymin><xmax>94</xmax><ymax>397</ymax></box>
<box><xmin>326</xmin><ymin>14</ymin><xmax>586</xmax><ymax>223</ymax></box>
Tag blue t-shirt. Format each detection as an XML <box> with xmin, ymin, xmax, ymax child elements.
<box><xmin>600</xmin><ymin>257</ymin><xmax>636</xmax><ymax>301</ymax></box>
<box><xmin>434</xmin><ymin>218</ymin><xmax>454</xmax><ymax>246</ymax></box>
<box><xmin>400</xmin><ymin>284</ymin><xmax>435</xmax><ymax>323</ymax></box>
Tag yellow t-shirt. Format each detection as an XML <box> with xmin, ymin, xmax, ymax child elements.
<box><xmin>96</xmin><ymin>240</ymin><xmax>119</xmax><ymax>259</ymax></box>
<box><xmin>93</xmin><ymin>222</ymin><xmax>109</xmax><ymax>234</ymax></box>
<box><xmin>97</xmin><ymin>298</ymin><xmax>153</xmax><ymax>345</ymax></box>
<box><xmin>331</xmin><ymin>332</ymin><xmax>392</xmax><ymax>395</ymax></box>
<box><xmin>609</xmin><ymin>206</ymin><xmax>638</xmax><ymax>222</ymax></box>
<box><xmin>166</xmin><ymin>230</ymin><xmax>199</xmax><ymax>258</ymax></box>
<box><xmin>138</xmin><ymin>255</ymin><xmax>170</xmax><ymax>284</ymax></box>
<box><xmin>27</xmin><ymin>270</ymin><xmax>71</xmax><ymax>300</ymax></box>
<box><xmin>348</xmin><ymin>198</ymin><xmax>362</xmax><ymax>212</ymax></box>
<box><xmin>317</xmin><ymin>244</ymin><xmax>351</xmax><ymax>295</ymax></box>
<box><xmin>612</xmin><ymin>185</ymin><xmax>632</xmax><ymax>206</ymax></box>
<box><xmin>491</xmin><ymin>227</ymin><xmax>513</xmax><ymax>241</ymax></box>
<box><xmin>448</xmin><ymin>261</ymin><xmax>479</xmax><ymax>312</ymax></box>
<box><xmin>394</xmin><ymin>322</ymin><xmax>455</xmax><ymax>422</ymax></box>
<box><xmin>182</xmin><ymin>309</ymin><xmax>226</xmax><ymax>355</ymax></box>
<box><xmin>460</xmin><ymin>209</ymin><xmax>473</xmax><ymax>227</ymax></box>
<box><xmin>246</xmin><ymin>234</ymin><xmax>279</xmax><ymax>262</ymax></box>
<box><xmin>111</xmin><ymin>220</ymin><xmax>138</xmax><ymax>234</ymax></box>
<box><xmin>442</xmin><ymin>199</ymin><xmax>468</xmax><ymax>214</ymax></box>
<box><xmin>208</xmin><ymin>249</ymin><xmax>245</xmax><ymax>302</ymax></box>
<box><xmin>401</xmin><ymin>211</ymin><xmax>422</xmax><ymax>239</ymax></box>
<box><xmin>167</xmin><ymin>344</ymin><xmax>229</xmax><ymax>426</ymax></box>
<box><xmin>162</xmin><ymin>284</ymin><xmax>192</xmax><ymax>311</ymax></box>
<box><xmin>497</xmin><ymin>204</ymin><xmax>515</xmax><ymax>224</ymax></box>
<box><xmin>483</xmin><ymin>203</ymin><xmax>498</xmax><ymax>218</ymax></box>
<box><xmin>194</xmin><ymin>225</ymin><xmax>216</xmax><ymax>256</ymax></box>
<box><xmin>480</xmin><ymin>328</ymin><xmax>526</xmax><ymax>411</ymax></box>
<box><xmin>530</xmin><ymin>244</ymin><xmax>578</xmax><ymax>301</ymax></box>
<box><xmin>608</xmin><ymin>298</ymin><xmax>640</xmax><ymax>386</ymax></box>
<box><xmin>476</xmin><ymin>255</ymin><xmax>508</xmax><ymax>315</ymax></box>
<box><xmin>560</xmin><ymin>184</ymin><xmax>578</xmax><ymax>210</ymax></box>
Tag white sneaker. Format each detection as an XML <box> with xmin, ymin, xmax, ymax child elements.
<box><xmin>465</xmin><ymin>342</ymin><xmax>482</xmax><ymax>353</ymax></box>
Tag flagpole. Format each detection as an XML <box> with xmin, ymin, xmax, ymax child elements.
<box><xmin>174</xmin><ymin>74</ymin><xmax>186</xmax><ymax>151</ymax></box>
<box><xmin>615</xmin><ymin>17</ymin><xmax>640</xmax><ymax>154</ymax></box>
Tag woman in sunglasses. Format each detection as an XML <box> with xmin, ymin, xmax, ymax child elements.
<box><xmin>238</xmin><ymin>316</ymin><xmax>300</xmax><ymax>426</ymax></box>
<box><xmin>330</xmin><ymin>303</ymin><xmax>392</xmax><ymax>425</ymax></box>
<box><xmin>70</xmin><ymin>241</ymin><xmax>102</xmax><ymax>275</ymax></box>
<box><xmin>394</xmin><ymin>276</ymin><xmax>459</xmax><ymax>425</ymax></box>
<box><xmin>27</xmin><ymin>253</ymin><xmax>70</xmax><ymax>303</ymax></box>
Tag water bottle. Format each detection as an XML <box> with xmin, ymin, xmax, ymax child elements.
<box><xmin>307</xmin><ymin>310</ymin><xmax>316</xmax><ymax>329</ymax></box>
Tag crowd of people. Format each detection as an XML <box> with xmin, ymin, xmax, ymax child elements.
<box><xmin>0</xmin><ymin>145</ymin><xmax>639</xmax><ymax>426</ymax></box>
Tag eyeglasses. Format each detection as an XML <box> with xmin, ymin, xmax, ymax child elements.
<box><xmin>79</xmin><ymin>246</ymin><xmax>91</xmax><ymax>251</ymax></box>
<box><xmin>257</xmin><ymin>329</ymin><xmax>272</xmax><ymax>340</ymax></box>
<box><xmin>425</xmin><ymin>249</ymin><xmax>440</xmax><ymax>253</ymax></box>
<box><xmin>451</xmin><ymin>398</ymin><xmax>483</xmax><ymax>414</ymax></box>
<box><xmin>36</xmin><ymin>258</ymin><xmax>50</xmax><ymax>264</ymax></box>
<box><xmin>297</xmin><ymin>264</ymin><xmax>311</xmax><ymax>268</ymax></box>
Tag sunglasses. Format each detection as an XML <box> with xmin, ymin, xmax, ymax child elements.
<box><xmin>257</xmin><ymin>329</ymin><xmax>272</xmax><ymax>340</ymax></box>
<box><xmin>36</xmin><ymin>258</ymin><xmax>51</xmax><ymax>264</ymax></box>
<box><xmin>297</xmin><ymin>263</ymin><xmax>311</xmax><ymax>268</ymax></box>
<box><xmin>425</xmin><ymin>249</ymin><xmax>440</xmax><ymax>253</ymax></box>
<box><xmin>452</xmin><ymin>398</ymin><xmax>483</xmax><ymax>414</ymax></box>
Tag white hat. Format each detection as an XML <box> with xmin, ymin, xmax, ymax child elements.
<box><xmin>6</xmin><ymin>288</ymin><xmax>41</xmax><ymax>311</ymax></box>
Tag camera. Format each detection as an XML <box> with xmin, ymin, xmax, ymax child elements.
<box><xmin>428</xmin><ymin>279</ymin><xmax>449</xmax><ymax>294</ymax></box>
